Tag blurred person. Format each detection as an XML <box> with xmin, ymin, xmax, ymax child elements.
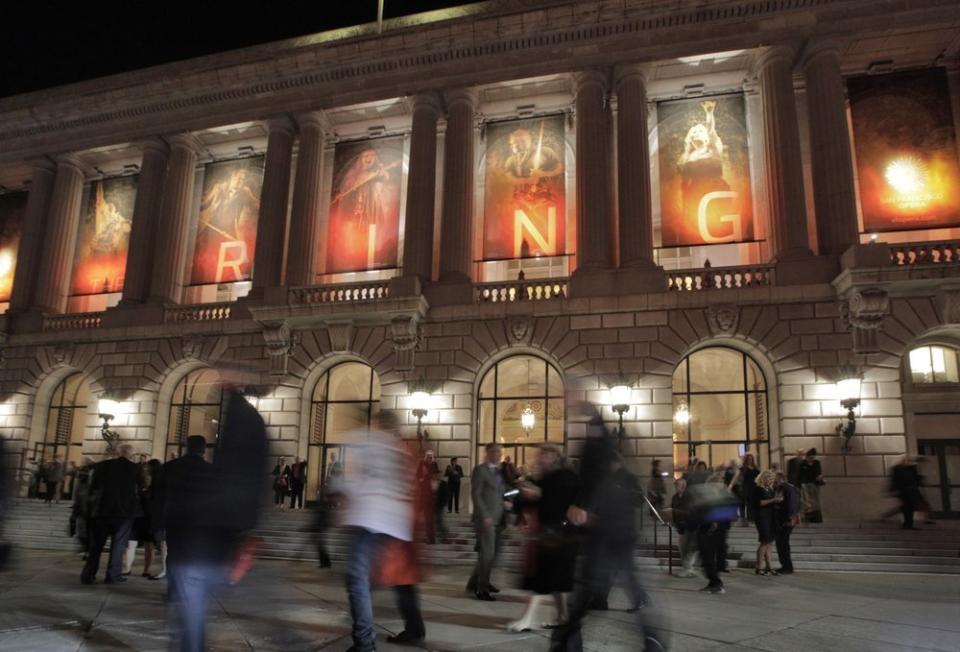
<box><xmin>786</xmin><ymin>449</ymin><xmax>804</xmax><ymax>488</ymax></box>
<box><xmin>124</xmin><ymin>460</ymin><xmax>158</xmax><ymax>577</ymax></box>
<box><xmin>799</xmin><ymin>449</ymin><xmax>824</xmax><ymax>523</ymax></box>
<box><xmin>507</xmin><ymin>444</ymin><xmax>579</xmax><ymax>632</ymax></box>
<box><xmin>326</xmin><ymin>451</ymin><xmax>344</xmax><ymax>484</ymax></box>
<box><xmin>444</xmin><ymin>457</ymin><xmax>464</xmax><ymax>514</ymax></box>
<box><xmin>468</xmin><ymin>443</ymin><xmax>507</xmax><ymax>601</ymax></box>
<box><xmin>594</xmin><ymin>453</ymin><xmax>646</xmax><ymax>613</ymax></box>
<box><xmin>312</xmin><ymin>480</ymin><xmax>335</xmax><ymax>569</ymax></box>
<box><xmin>271</xmin><ymin>457</ymin><xmax>289</xmax><ymax>509</ymax></box>
<box><xmin>0</xmin><ymin>437</ymin><xmax>11</xmax><ymax>570</ymax></box>
<box><xmin>670</xmin><ymin>478</ymin><xmax>697</xmax><ymax>577</ymax></box>
<box><xmin>70</xmin><ymin>458</ymin><xmax>95</xmax><ymax>555</ymax></box>
<box><xmin>729</xmin><ymin>453</ymin><xmax>759</xmax><ymax>523</ymax></box>
<box><xmin>887</xmin><ymin>455</ymin><xmax>924</xmax><ymax>530</ymax></box>
<box><xmin>774</xmin><ymin>471</ymin><xmax>800</xmax><ymax>574</ymax></box>
<box><xmin>65</xmin><ymin>460</ymin><xmax>79</xmax><ymax>499</ymax></box>
<box><xmin>687</xmin><ymin>460</ymin><xmax>709</xmax><ymax>485</ymax></box>
<box><xmin>549</xmin><ymin>405</ymin><xmax>665</xmax><ymax>652</ymax></box>
<box><xmin>44</xmin><ymin>456</ymin><xmax>64</xmax><ymax>504</ymax></box>
<box><xmin>501</xmin><ymin>454</ymin><xmax>518</xmax><ymax>486</ymax></box>
<box><xmin>340</xmin><ymin>411</ymin><xmax>424</xmax><ymax>651</ymax></box>
<box><xmin>752</xmin><ymin>470</ymin><xmax>782</xmax><ymax>575</ymax></box>
<box><xmin>415</xmin><ymin>450</ymin><xmax>440</xmax><ymax>544</ymax></box>
<box><xmin>647</xmin><ymin>459</ymin><xmax>665</xmax><ymax>513</ymax></box>
<box><xmin>289</xmin><ymin>456</ymin><xmax>306</xmax><ymax>509</ymax></box>
<box><xmin>81</xmin><ymin>443</ymin><xmax>142</xmax><ymax>585</ymax></box>
<box><xmin>146</xmin><ymin>458</ymin><xmax>168</xmax><ymax>580</ymax></box>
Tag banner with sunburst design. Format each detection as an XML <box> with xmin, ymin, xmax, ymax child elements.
<box><xmin>0</xmin><ymin>191</ymin><xmax>26</xmax><ymax>303</ymax></box>
<box><xmin>849</xmin><ymin>69</ymin><xmax>960</xmax><ymax>232</ymax></box>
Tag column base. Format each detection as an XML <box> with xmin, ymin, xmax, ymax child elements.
<box><xmin>774</xmin><ymin>255</ymin><xmax>839</xmax><ymax>285</ymax></box>
<box><xmin>616</xmin><ymin>266</ymin><xmax>667</xmax><ymax>293</ymax></box>
<box><xmin>7</xmin><ymin>309</ymin><xmax>44</xmax><ymax>335</ymax></box>
<box><xmin>101</xmin><ymin>301</ymin><xmax>167</xmax><ymax>328</ymax></box>
<box><xmin>424</xmin><ymin>277</ymin><xmax>473</xmax><ymax>306</ymax></box>
<box><xmin>569</xmin><ymin>268</ymin><xmax>619</xmax><ymax>298</ymax></box>
<box><xmin>840</xmin><ymin>243</ymin><xmax>891</xmax><ymax>270</ymax></box>
<box><xmin>388</xmin><ymin>275</ymin><xmax>423</xmax><ymax>298</ymax></box>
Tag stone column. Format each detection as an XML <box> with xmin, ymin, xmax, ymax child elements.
<box><xmin>757</xmin><ymin>46</ymin><xmax>812</xmax><ymax>261</ymax></box>
<box><xmin>401</xmin><ymin>93</ymin><xmax>442</xmax><ymax>284</ymax></box>
<box><xmin>9</xmin><ymin>159</ymin><xmax>56</xmax><ymax>313</ymax></box>
<box><xmin>438</xmin><ymin>89</ymin><xmax>477</xmax><ymax>284</ymax></box>
<box><xmin>32</xmin><ymin>155</ymin><xmax>85</xmax><ymax>314</ymax></box>
<box><xmin>285</xmin><ymin>112</ymin><xmax>327</xmax><ymax>287</ymax></box>
<box><xmin>574</xmin><ymin>69</ymin><xmax>614</xmax><ymax>272</ymax></box>
<box><xmin>614</xmin><ymin>65</ymin><xmax>655</xmax><ymax>268</ymax></box>
<box><xmin>120</xmin><ymin>138</ymin><xmax>169</xmax><ymax>305</ymax></box>
<box><xmin>150</xmin><ymin>134</ymin><xmax>199</xmax><ymax>305</ymax></box>
<box><xmin>252</xmin><ymin>117</ymin><xmax>295</xmax><ymax>290</ymax></box>
<box><xmin>802</xmin><ymin>40</ymin><xmax>859</xmax><ymax>256</ymax></box>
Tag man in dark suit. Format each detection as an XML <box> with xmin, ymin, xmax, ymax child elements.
<box><xmin>467</xmin><ymin>443</ymin><xmax>506</xmax><ymax>601</ymax></box>
<box><xmin>445</xmin><ymin>457</ymin><xmax>464</xmax><ymax>514</ymax></box>
<box><xmin>774</xmin><ymin>471</ymin><xmax>800</xmax><ymax>574</ymax></box>
<box><xmin>81</xmin><ymin>443</ymin><xmax>141</xmax><ymax>584</ymax></box>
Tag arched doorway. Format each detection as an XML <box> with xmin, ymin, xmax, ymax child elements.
<box><xmin>40</xmin><ymin>373</ymin><xmax>93</xmax><ymax>495</ymax></box>
<box><xmin>307</xmin><ymin>361</ymin><xmax>381</xmax><ymax>501</ymax></box>
<box><xmin>165</xmin><ymin>367</ymin><xmax>223</xmax><ymax>461</ymax></box>
<box><xmin>476</xmin><ymin>355</ymin><xmax>564</xmax><ymax>474</ymax></box>
<box><xmin>672</xmin><ymin>347</ymin><xmax>769</xmax><ymax>473</ymax></box>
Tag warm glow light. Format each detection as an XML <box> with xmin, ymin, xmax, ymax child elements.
<box><xmin>610</xmin><ymin>384</ymin><xmax>632</xmax><ymax>407</ymax></box>
<box><xmin>677</xmin><ymin>49</ymin><xmax>745</xmax><ymax>65</ymax></box>
<box><xmin>98</xmin><ymin>398</ymin><xmax>120</xmax><ymax>418</ymax></box>
<box><xmin>884</xmin><ymin>157</ymin><xmax>926</xmax><ymax>195</ymax></box>
<box><xmin>0</xmin><ymin>250</ymin><xmax>13</xmax><ymax>278</ymax></box>
<box><xmin>410</xmin><ymin>390</ymin><xmax>431</xmax><ymax>413</ymax></box>
<box><xmin>520</xmin><ymin>405</ymin><xmax>536</xmax><ymax>432</ymax></box>
<box><xmin>837</xmin><ymin>377</ymin><xmax>862</xmax><ymax>403</ymax></box>
<box><xmin>674</xmin><ymin>403</ymin><xmax>691</xmax><ymax>425</ymax></box>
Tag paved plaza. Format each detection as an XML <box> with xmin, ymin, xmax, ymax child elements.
<box><xmin>0</xmin><ymin>549</ymin><xmax>957</xmax><ymax>652</ymax></box>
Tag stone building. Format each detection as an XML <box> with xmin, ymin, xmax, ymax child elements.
<box><xmin>0</xmin><ymin>0</ymin><xmax>959</xmax><ymax>519</ymax></box>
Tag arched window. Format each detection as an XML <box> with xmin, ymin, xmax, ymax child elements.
<box><xmin>909</xmin><ymin>345</ymin><xmax>959</xmax><ymax>384</ymax></box>
<box><xmin>165</xmin><ymin>368</ymin><xmax>223</xmax><ymax>461</ymax></box>
<box><xmin>672</xmin><ymin>347</ymin><xmax>768</xmax><ymax>473</ymax></box>
<box><xmin>477</xmin><ymin>355</ymin><xmax>564</xmax><ymax>473</ymax></box>
<box><xmin>308</xmin><ymin>362</ymin><xmax>381</xmax><ymax>501</ymax></box>
<box><xmin>42</xmin><ymin>373</ymin><xmax>93</xmax><ymax>478</ymax></box>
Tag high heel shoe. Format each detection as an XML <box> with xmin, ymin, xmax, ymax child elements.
<box><xmin>506</xmin><ymin>621</ymin><xmax>531</xmax><ymax>633</ymax></box>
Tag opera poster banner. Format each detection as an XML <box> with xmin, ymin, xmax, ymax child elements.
<box><xmin>848</xmin><ymin>69</ymin><xmax>960</xmax><ymax>232</ymax></box>
<box><xmin>191</xmin><ymin>156</ymin><xmax>264</xmax><ymax>284</ymax></box>
<box><xmin>70</xmin><ymin>176</ymin><xmax>137</xmax><ymax>295</ymax></box>
<box><xmin>326</xmin><ymin>137</ymin><xmax>403</xmax><ymax>273</ymax></box>
<box><xmin>657</xmin><ymin>94</ymin><xmax>753</xmax><ymax>247</ymax></box>
<box><xmin>483</xmin><ymin>115</ymin><xmax>566</xmax><ymax>260</ymax></box>
<box><xmin>0</xmin><ymin>192</ymin><xmax>27</xmax><ymax>302</ymax></box>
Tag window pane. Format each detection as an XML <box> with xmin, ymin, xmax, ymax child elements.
<box><xmin>188</xmin><ymin>403</ymin><xmax>220</xmax><ymax>442</ymax></box>
<box><xmin>546</xmin><ymin>399</ymin><xmax>565</xmax><ymax>442</ymax></box>
<box><xmin>498</xmin><ymin>398</ymin><xmax>545</xmax><ymax>445</ymax></box>
<box><xmin>746</xmin><ymin>358</ymin><xmax>765</xmax><ymax>391</ymax></box>
<box><xmin>673</xmin><ymin>443</ymin><xmax>692</xmax><ymax>478</ymax></box>
<box><xmin>478</xmin><ymin>400</ymin><xmax>495</xmax><ymax>443</ymax></box>
<box><xmin>690</xmin><ymin>394</ymin><xmax>746</xmax><ymax>441</ymax></box>
<box><xmin>688</xmin><ymin>348</ymin><xmax>744</xmax><ymax>392</ymax></box>
<box><xmin>479</xmin><ymin>366</ymin><xmax>496</xmax><ymax>398</ymax></box>
<box><xmin>497</xmin><ymin>356</ymin><xmax>547</xmax><ymax>398</ymax></box>
<box><xmin>910</xmin><ymin>346</ymin><xmax>933</xmax><ymax>383</ymax></box>
<box><xmin>313</xmin><ymin>372</ymin><xmax>329</xmax><ymax>402</ymax></box>
<box><xmin>328</xmin><ymin>363</ymin><xmax>372</xmax><ymax>402</ymax></box>
<box><xmin>672</xmin><ymin>396</ymin><xmax>690</xmax><ymax>441</ymax></box>
<box><xmin>547</xmin><ymin>364</ymin><xmax>563</xmax><ymax>397</ymax></box>
<box><xmin>672</xmin><ymin>359</ymin><xmax>688</xmax><ymax>394</ymax></box>
<box><xmin>325</xmin><ymin>403</ymin><xmax>370</xmax><ymax>444</ymax></box>
<box><xmin>747</xmin><ymin>393</ymin><xmax>768</xmax><ymax>440</ymax></box>
<box><xmin>937</xmin><ymin>347</ymin><xmax>959</xmax><ymax>382</ymax></box>
<box><xmin>710</xmin><ymin>443</ymin><xmax>742</xmax><ymax>472</ymax></box>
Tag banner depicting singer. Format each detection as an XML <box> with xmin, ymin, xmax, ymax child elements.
<box><xmin>70</xmin><ymin>176</ymin><xmax>137</xmax><ymax>295</ymax></box>
<box><xmin>849</xmin><ymin>69</ymin><xmax>960</xmax><ymax>232</ymax></box>
<box><xmin>326</xmin><ymin>137</ymin><xmax>403</xmax><ymax>274</ymax></box>
<box><xmin>190</xmin><ymin>157</ymin><xmax>264</xmax><ymax>285</ymax></box>
<box><xmin>657</xmin><ymin>94</ymin><xmax>753</xmax><ymax>247</ymax></box>
<box><xmin>0</xmin><ymin>192</ymin><xmax>27</xmax><ymax>302</ymax></box>
<box><xmin>483</xmin><ymin>115</ymin><xmax>566</xmax><ymax>260</ymax></box>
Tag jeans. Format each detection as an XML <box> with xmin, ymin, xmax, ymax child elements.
<box><xmin>346</xmin><ymin>529</ymin><xmax>384</xmax><ymax>651</ymax></box>
<box><xmin>81</xmin><ymin>517</ymin><xmax>133</xmax><ymax>583</ymax></box>
<box><xmin>167</xmin><ymin>559</ymin><xmax>228</xmax><ymax>652</ymax></box>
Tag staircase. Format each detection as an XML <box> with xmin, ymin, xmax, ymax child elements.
<box><xmin>4</xmin><ymin>499</ymin><xmax>958</xmax><ymax>574</ymax></box>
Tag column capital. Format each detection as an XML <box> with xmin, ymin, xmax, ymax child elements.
<box><xmin>25</xmin><ymin>156</ymin><xmax>56</xmax><ymax>175</ymax></box>
<box><xmin>573</xmin><ymin>68</ymin><xmax>609</xmax><ymax>96</ymax></box>
<box><xmin>800</xmin><ymin>37</ymin><xmax>845</xmax><ymax>71</ymax></box>
<box><xmin>262</xmin><ymin>115</ymin><xmax>297</xmax><ymax>137</ymax></box>
<box><xmin>406</xmin><ymin>92</ymin><xmax>444</xmax><ymax>118</ymax></box>
<box><xmin>164</xmin><ymin>132</ymin><xmax>203</xmax><ymax>154</ymax></box>
<box><xmin>755</xmin><ymin>44</ymin><xmax>799</xmax><ymax>73</ymax></box>
<box><xmin>53</xmin><ymin>153</ymin><xmax>86</xmax><ymax>175</ymax></box>
<box><xmin>444</xmin><ymin>88</ymin><xmax>479</xmax><ymax>111</ymax></box>
<box><xmin>613</xmin><ymin>63</ymin><xmax>647</xmax><ymax>92</ymax></box>
<box><xmin>295</xmin><ymin>110</ymin><xmax>330</xmax><ymax>132</ymax></box>
<box><xmin>139</xmin><ymin>137</ymin><xmax>170</xmax><ymax>157</ymax></box>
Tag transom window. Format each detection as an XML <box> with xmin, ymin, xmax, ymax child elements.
<box><xmin>165</xmin><ymin>368</ymin><xmax>223</xmax><ymax>461</ymax></box>
<box><xmin>909</xmin><ymin>345</ymin><xmax>960</xmax><ymax>384</ymax></box>
<box><xmin>672</xmin><ymin>347</ymin><xmax>768</xmax><ymax>473</ymax></box>
<box><xmin>477</xmin><ymin>355</ymin><xmax>564</xmax><ymax>473</ymax></box>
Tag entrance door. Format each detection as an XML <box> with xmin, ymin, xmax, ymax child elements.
<box><xmin>917</xmin><ymin>440</ymin><xmax>960</xmax><ymax>518</ymax></box>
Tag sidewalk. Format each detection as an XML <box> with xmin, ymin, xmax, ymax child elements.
<box><xmin>0</xmin><ymin>549</ymin><xmax>957</xmax><ymax>651</ymax></box>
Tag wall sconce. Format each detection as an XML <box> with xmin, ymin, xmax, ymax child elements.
<box><xmin>836</xmin><ymin>373</ymin><xmax>862</xmax><ymax>452</ymax></box>
<box><xmin>520</xmin><ymin>404</ymin><xmax>536</xmax><ymax>435</ymax></box>
<box><xmin>409</xmin><ymin>382</ymin><xmax>432</xmax><ymax>441</ymax></box>
<box><xmin>97</xmin><ymin>398</ymin><xmax>122</xmax><ymax>453</ymax></box>
<box><xmin>609</xmin><ymin>383</ymin><xmax>632</xmax><ymax>441</ymax></box>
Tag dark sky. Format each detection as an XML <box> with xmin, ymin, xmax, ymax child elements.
<box><xmin>0</xmin><ymin>0</ymin><xmax>479</xmax><ymax>98</ymax></box>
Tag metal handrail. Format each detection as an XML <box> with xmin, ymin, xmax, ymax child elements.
<box><xmin>639</xmin><ymin>492</ymin><xmax>674</xmax><ymax>575</ymax></box>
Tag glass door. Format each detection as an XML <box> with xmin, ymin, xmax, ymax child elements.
<box><xmin>917</xmin><ymin>440</ymin><xmax>960</xmax><ymax>518</ymax></box>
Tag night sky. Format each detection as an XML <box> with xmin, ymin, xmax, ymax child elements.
<box><xmin>0</xmin><ymin>0</ymin><xmax>479</xmax><ymax>98</ymax></box>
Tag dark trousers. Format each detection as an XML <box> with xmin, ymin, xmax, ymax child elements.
<box><xmin>901</xmin><ymin>499</ymin><xmax>915</xmax><ymax>529</ymax></box>
<box><xmin>273</xmin><ymin>485</ymin><xmax>286</xmax><ymax>505</ymax></box>
<box><xmin>44</xmin><ymin>481</ymin><xmax>59</xmax><ymax>503</ymax></box>
<box><xmin>774</xmin><ymin>524</ymin><xmax>794</xmax><ymax>572</ymax></box>
<box><xmin>600</xmin><ymin>540</ymin><xmax>646</xmax><ymax>608</ymax></box>
<box><xmin>289</xmin><ymin>481</ymin><xmax>303</xmax><ymax>509</ymax></box>
<box><xmin>697</xmin><ymin>526</ymin><xmax>722</xmax><ymax>588</ymax></box>
<box><xmin>447</xmin><ymin>483</ymin><xmax>461</xmax><ymax>513</ymax></box>
<box><xmin>82</xmin><ymin>517</ymin><xmax>133</xmax><ymax>583</ymax></box>
<box><xmin>394</xmin><ymin>585</ymin><xmax>425</xmax><ymax>637</ymax></box>
<box><xmin>716</xmin><ymin>521</ymin><xmax>730</xmax><ymax>571</ymax></box>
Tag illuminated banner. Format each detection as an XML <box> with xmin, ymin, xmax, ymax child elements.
<box><xmin>849</xmin><ymin>69</ymin><xmax>960</xmax><ymax>232</ymax></box>
<box><xmin>657</xmin><ymin>95</ymin><xmax>753</xmax><ymax>247</ymax></box>
<box><xmin>483</xmin><ymin>115</ymin><xmax>566</xmax><ymax>260</ymax></box>
<box><xmin>191</xmin><ymin>157</ymin><xmax>264</xmax><ymax>284</ymax></box>
<box><xmin>0</xmin><ymin>192</ymin><xmax>27</xmax><ymax>302</ymax></box>
<box><xmin>327</xmin><ymin>137</ymin><xmax>403</xmax><ymax>273</ymax></box>
<box><xmin>71</xmin><ymin>176</ymin><xmax>136</xmax><ymax>295</ymax></box>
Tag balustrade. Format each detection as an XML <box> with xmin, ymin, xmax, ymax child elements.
<box><xmin>889</xmin><ymin>241</ymin><xmax>960</xmax><ymax>266</ymax></box>
<box><xmin>666</xmin><ymin>264</ymin><xmax>773</xmax><ymax>292</ymax></box>
<box><xmin>165</xmin><ymin>303</ymin><xmax>233</xmax><ymax>322</ymax></box>
<box><xmin>42</xmin><ymin>313</ymin><xmax>102</xmax><ymax>331</ymax></box>
<box><xmin>476</xmin><ymin>279</ymin><xmax>568</xmax><ymax>303</ymax></box>
<box><xmin>289</xmin><ymin>281</ymin><xmax>391</xmax><ymax>304</ymax></box>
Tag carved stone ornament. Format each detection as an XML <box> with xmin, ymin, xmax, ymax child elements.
<box><xmin>181</xmin><ymin>336</ymin><xmax>204</xmax><ymax>360</ymax></box>
<box><xmin>327</xmin><ymin>322</ymin><xmax>354</xmax><ymax>353</ymax></box>
<box><xmin>391</xmin><ymin>315</ymin><xmax>423</xmax><ymax>372</ymax></box>
<box><xmin>51</xmin><ymin>342</ymin><xmax>74</xmax><ymax>367</ymax></box>
<box><xmin>509</xmin><ymin>318</ymin><xmax>531</xmax><ymax>344</ymax></box>
<box><xmin>262</xmin><ymin>321</ymin><xmax>299</xmax><ymax>376</ymax></box>
<box><xmin>840</xmin><ymin>287</ymin><xmax>890</xmax><ymax>353</ymax></box>
<box><xmin>706</xmin><ymin>304</ymin><xmax>739</xmax><ymax>335</ymax></box>
<box><xmin>939</xmin><ymin>288</ymin><xmax>960</xmax><ymax>325</ymax></box>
